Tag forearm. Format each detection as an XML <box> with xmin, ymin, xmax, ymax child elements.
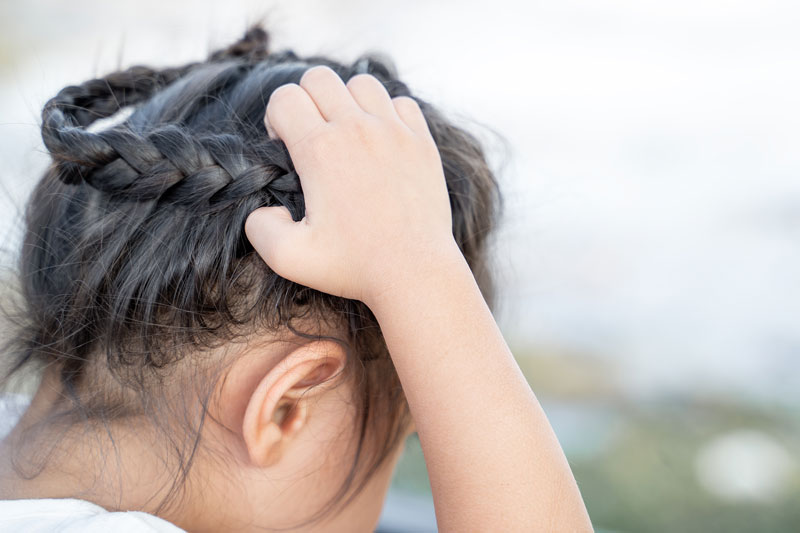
<box><xmin>368</xmin><ymin>247</ymin><xmax>593</xmax><ymax>533</ymax></box>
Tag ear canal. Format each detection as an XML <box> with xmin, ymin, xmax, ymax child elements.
<box><xmin>273</xmin><ymin>402</ymin><xmax>292</xmax><ymax>425</ymax></box>
<box><xmin>274</xmin><ymin>401</ymin><xmax>308</xmax><ymax>436</ymax></box>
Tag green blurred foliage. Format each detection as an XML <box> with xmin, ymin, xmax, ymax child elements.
<box><xmin>390</xmin><ymin>349</ymin><xmax>800</xmax><ymax>533</ymax></box>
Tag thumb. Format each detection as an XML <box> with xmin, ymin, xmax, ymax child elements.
<box><xmin>245</xmin><ymin>206</ymin><xmax>311</xmax><ymax>281</ymax></box>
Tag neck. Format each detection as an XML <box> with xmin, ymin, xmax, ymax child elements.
<box><xmin>0</xmin><ymin>369</ymin><xmax>397</xmax><ymax>533</ymax></box>
<box><xmin>0</xmin><ymin>370</ymin><xmax>230</xmax><ymax>531</ymax></box>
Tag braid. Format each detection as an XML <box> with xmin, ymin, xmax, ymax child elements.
<box><xmin>40</xmin><ymin>62</ymin><xmax>203</xmax><ymax>191</ymax></box>
<box><xmin>41</xmin><ymin>64</ymin><xmax>197</xmax><ymax>157</ymax></box>
<box><xmin>38</xmin><ymin>26</ymin><xmax>306</xmax><ymax>218</ymax></box>
<box><xmin>41</xmin><ymin>24</ymin><xmax>270</xmax><ymax>142</ymax></box>
<box><xmin>45</xmin><ymin>118</ymin><xmax>302</xmax><ymax>216</ymax></box>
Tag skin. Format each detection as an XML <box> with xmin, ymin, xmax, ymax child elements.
<box><xmin>0</xmin><ymin>334</ymin><xmax>405</xmax><ymax>532</ymax></box>
<box><xmin>246</xmin><ymin>66</ymin><xmax>594</xmax><ymax>532</ymax></box>
<box><xmin>0</xmin><ymin>66</ymin><xmax>593</xmax><ymax>532</ymax></box>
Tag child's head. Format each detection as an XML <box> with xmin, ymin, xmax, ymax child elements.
<box><xmin>3</xmin><ymin>26</ymin><xmax>500</xmax><ymax>530</ymax></box>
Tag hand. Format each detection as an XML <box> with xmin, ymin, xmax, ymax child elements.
<box><xmin>245</xmin><ymin>65</ymin><xmax>458</xmax><ymax>305</ymax></box>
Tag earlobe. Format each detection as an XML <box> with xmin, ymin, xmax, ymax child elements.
<box><xmin>240</xmin><ymin>340</ymin><xmax>347</xmax><ymax>468</ymax></box>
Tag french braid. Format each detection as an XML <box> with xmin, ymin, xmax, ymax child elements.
<box><xmin>39</xmin><ymin>26</ymin><xmax>304</xmax><ymax>218</ymax></box>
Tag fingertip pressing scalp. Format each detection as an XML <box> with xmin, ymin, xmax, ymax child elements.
<box><xmin>8</xmin><ymin>23</ymin><xmax>502</xmax><ymax>522</ymax></box>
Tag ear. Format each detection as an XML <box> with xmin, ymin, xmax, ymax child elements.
<box><xmin>241</xmin><ymin>340</ymin><xmax>347</xmax><ymax>468</ymax></box>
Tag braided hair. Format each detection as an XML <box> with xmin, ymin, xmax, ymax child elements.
<box><xmin>6</xmin><ymin>25</ymin><xmax>501</xmax><ymax>518</ymax></box>
<box><xmin>40</xmin><ymin>27</ymin><xmax>303</xmax><ymax>216</ymax></box>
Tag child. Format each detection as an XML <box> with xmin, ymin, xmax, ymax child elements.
<box><xmin>0</xmin><ymin>26</ymin><xmax>592</xmax><ymax>532</ymax></box>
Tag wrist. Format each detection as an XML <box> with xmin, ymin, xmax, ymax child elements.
<box><xmin>362</xmin><ymin>239</ymin><xmax>472</xmax><ymax>315</ymax></box>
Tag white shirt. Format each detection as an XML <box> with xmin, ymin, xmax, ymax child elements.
<box><xmin>0</xmin><ymin>498</ymin><xmax>185</xmax><ymax>532</ymax></box>
<box><xmin>0</xmin><ymin>394</ymin><xmax>185</xmax><ymax>532</ymax></box>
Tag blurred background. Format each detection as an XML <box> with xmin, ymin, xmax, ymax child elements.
<box><xmin>1</xmin><ymin>1</ymin><xmax>798</xmax><ymax>531</ymax></box>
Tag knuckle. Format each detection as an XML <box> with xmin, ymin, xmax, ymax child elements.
<box><xmin>392</xmin><ymin>95</ymin><xmax>417</xmax><ymax>106</ymax></box>
<box><xmin>393</xmin><ymin>95</ymin><xmax>421</xmax><ymax>114</ymax></box>
<box><xmin>344</xmin><ymin>113</ymin><xmax>376</xmax><ymax>138</ymax></box>
<box><xmin>300</xmin><ymin>65</ymin><xmax>338</xmax><ymax>88</ymax></box>
<box><xmin>312</xmin><ymin>131</ymin><xmax>340</xmax><ymax>153</ymax></box>
<box><xmin>267</xmin><ymin>84</ymin><xmax>301</xmax><ymax>109</ymax></box>
<box><xmin>346</xmin><ymin>73</ymin><xmax>379</xmax><ymax>91</ymax></box>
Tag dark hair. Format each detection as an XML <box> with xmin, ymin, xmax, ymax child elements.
<box><xmin>2</xmin><ymin>25</ymin><xmax>501</xmax><ymax>523</ymax></box>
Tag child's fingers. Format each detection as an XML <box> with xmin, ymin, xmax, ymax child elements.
<box><xmin>346</xmin><ymin>74</ymin><xmax>396</xmax><ymax>118</ymax></box>
<box><xmin>392</xmin><ymin>96</ymin><xmax>431</xmax><ymax>137</ymax></box>
<box><xmin>299</xmin><ymin>66</ymin><xmax>361</xmax><ymax>121</ymax></box>
<box><xmin>266</xmin><ymin>84</ymin><xmax>326</xmax><ymax>147</ymax></box>
<box><xmin>244</xmin><ymin>206</ymin><xmax>314</xmax><ymax>284</ymax></box>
